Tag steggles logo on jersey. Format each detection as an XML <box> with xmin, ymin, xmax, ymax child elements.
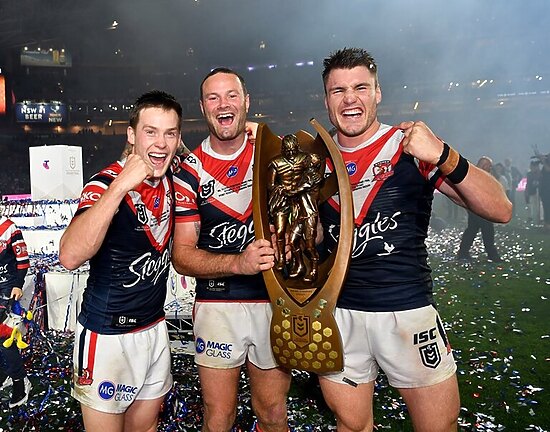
<box><xmin>124</xmin><ymin>247</ymin><xmax>171</xmax><ymax>288</ymax></box>
<box><xmin>199</xmin><ymin>179</ymin><xmax>215</xmax><ymax>200</ymax></box>
<box><xmin>226</xmin><ymin>166</ymin><xmax>238</xmax><ymax>178</ymax></box>
<box><xmin>153</xmin><ymin>196</ymin><xmax>160</xmax><ymax>209</ymax></box>
<box><xmin>135</xmin><ymin>204</ymin><xmax>149</xmax><ymax>225</ymax></box>
<box><xmin>175</xmin><ymin>190</ymin><xmax>194</xmax><ymax>205</ymax></box>
<box><xmin>208</xmin><ymin>220</ymin><xmax>254</xmax><ymax>252</ymax></box>
<box><xmin>372</xmin><ymin>160</ymin><xmax>394</xmax><ymax>181</ymax></box>
<box><xmin>326</xmin><ymin>211</ymin><xmax>401</xmax><ymax>258</ymax></box>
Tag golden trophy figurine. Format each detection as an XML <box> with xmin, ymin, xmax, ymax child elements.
<box><xmin>267</xmin><ymin>134</ymin><xmax>324</xmax><ymax>283</ymax></box>
<box><xmin>252</xmin><ymin>119</ymin><xmax>353</xmax><ymax>373</ymax></box>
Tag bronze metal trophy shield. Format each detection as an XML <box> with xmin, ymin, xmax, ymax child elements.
<box><xmin>252</xmin><ymin>119</ymin><xmax>353</xmax><ymax>373</ymax></box>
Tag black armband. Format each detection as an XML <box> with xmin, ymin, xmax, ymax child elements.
<box><xmin>437</xmin><ymin>142</ymin><xmax>469</xmax><ymax>184</ymax></box>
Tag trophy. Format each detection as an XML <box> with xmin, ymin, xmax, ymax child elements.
<box><xmin>252</xmin><ymin>119</ymin><xmax>353</xmax><ymax>373</ymax></box>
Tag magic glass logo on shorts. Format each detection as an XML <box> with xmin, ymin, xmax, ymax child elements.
<box><xmin>196</xmin><ymin>337</ymin><xmax>206</xmax><ymax>354</ymax></box>
<box><xmin>197</xmin><ymin>339</ymin><xmax>234</xmax><ymax>359</ymax></box>
<box><xmin>97</xmin><ymin>380</ymin><xmax>138</xmax><ymax>402</ymax></box>
<box><xmin>98</xmin><ymin>380</ymin><xmax>115</xmax><ymax>400</ymax></box>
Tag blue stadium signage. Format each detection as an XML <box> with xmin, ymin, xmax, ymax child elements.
<box><xmin>15</xmin><ymin>102</ymin><xmax>67</xmax><ymax>124</ymax></box>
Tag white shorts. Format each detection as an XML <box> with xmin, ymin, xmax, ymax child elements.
<box><xmin>320</xmin><ymin>305</ymin><xmax>457</xmax><ymax>388</ymax></box>
<box><xmin>193</xmin><ymin>301</ymin><xmax>277</xmax><ymax>370</ymax></box>
<box><xmin>72</xmin><ymin>320</ymin><xmax>173</xmax><ymax>414</ymax></box>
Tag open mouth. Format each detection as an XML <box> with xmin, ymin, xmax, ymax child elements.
<box><xmin>217</xmin><ymin>113</ymin><xmax>235</xmax><ymax>126</ymax></box>
<box><xmin>149</xmin><ymin>152</ymin><xmax>168</xmax><ymax>167</ymax></box>
<box><xmin>342</xmin><ymin>108</ymin><xmax>363</xmax><ymax>119</ymax></box>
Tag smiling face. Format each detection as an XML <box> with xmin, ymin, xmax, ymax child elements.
<box><xmin>200</xmin><ymin>72</ymin><xmax>249</xmax><ymax>150</ymax></box>
<box><xmin>126</xmin><ymin>106</ymin><xmax>180</xmax><ymax>179</ymax></box>
<box><xmin>324</xmin><ymin>66</ymin><xmax>382</xmax><ymax>148</ymax></box>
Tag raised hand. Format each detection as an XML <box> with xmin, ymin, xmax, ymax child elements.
<box><xmin>115</xmin><ymin>153</ymin><xmax>155</xmax><ymax>192</ymax></box>
<box><xmin>396</xmin><ymin>120</ymin><xmax>445</xmax><ymax>165</ymax></box>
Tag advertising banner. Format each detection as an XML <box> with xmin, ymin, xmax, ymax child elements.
<box><xmin>15</xmin><ymin>102</ymin><xmax>67</xmax><ymax>124</ymax></box>
<box><xmin>21</xmin><ymin>49</ymin><xmax>72</xmax><ymax>68</ymax></box>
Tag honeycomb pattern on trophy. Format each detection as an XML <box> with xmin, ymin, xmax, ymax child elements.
<box><xmin>272</xmin><ymin>313</ymin><xmax>339</xmax><ymax>370</ymax></box>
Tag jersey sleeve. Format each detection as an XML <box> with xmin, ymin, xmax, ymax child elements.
<box><xmin>173</xmin><ymin>154</ymin><xmax>200</xmax><ymax>223</ymax></box>
<box><xmin>75</xmin><ymin>166</ymin><xmax>119</xmax><ymax>216</ymax></box>
<box><xmin>416</xmin><ymin>159</ymin><xmax>445</xmax><ymax>190</ymax></box>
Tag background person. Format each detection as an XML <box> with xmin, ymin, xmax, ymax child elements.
<box><xmin>456</xmin><ymin>157</ymin><xmax>503</xmax><ymax>262</ymax></box>
<box><xmin>0</xmin><ymin>214</ymin><xmax>32</xmax><ymax>408</ymax></box>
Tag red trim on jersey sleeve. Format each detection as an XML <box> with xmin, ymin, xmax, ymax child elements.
<box><xmin>175</xmin><ymin>213</ymin><xmax>201</xmax><ymax>224</ymax></box>
<box><xmin>77</xmin><ymin>162</ymin><xmax>121</xmax><ymax>212</ymax></box>
<box><xmin>417</xmin><ymin>160</ymin><xmax>445</xmax><ymax>190</ymax></box>
<box><xmin>77</xmin><ymin>182</ymin><xmax>107</xmax><ymax>211</ymax></box>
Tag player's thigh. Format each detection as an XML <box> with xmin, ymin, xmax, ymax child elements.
<box><xmin>398</xmin><ymin>374</ymin><xmax>460</xmax><ymax>432</ymax></box>
<box><xmin>198</xmin><ymin>365</ymin><xmax>241</xmax><ymax>414</ymax></box>
<box><xmin>247</xmin><ymin>361</ymin><xmax>291</xmax><ymax>408</ymax></box>
<box><xmin>318</xmin><ymin>376</ymin><xmax>375</xmax><ymax>432</ymax></box>
<box><xmin>124</xmin><ymin>397</ymin><xmax>165</xmax><ymax>432</ymax></box>
<box><xmin>81</xmin><ymin>404</ymin><xmax>124</xmax><ymax>432</ymax></box>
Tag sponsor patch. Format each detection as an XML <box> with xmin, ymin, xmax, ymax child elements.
<box><xmin>227</xmin><ymin>166</ymin><xmax>238</xmax><ymax>178</ymax></box>
<box><xmin>98</xmin><ymin>380</ymin><xmax>115</xmax><ymax>400</ymax></box>
<box><xmin>346</xmin><ymin>161</ymin><xmax>357</xmax><ymax>176</ymax></box>
<box><xmin>418</xmin><ymin>342</ymin><xmax>442</xmax><ymax>369</ymax></box>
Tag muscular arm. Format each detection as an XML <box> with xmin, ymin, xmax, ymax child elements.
<box><xmin>172</xmin><ymin>220</ymin><xmax>275</xmax><ymax>278</ymax></box>
<box><xmin>59</xmin><ymin>180</ymin><xmax>128</xmax><ymax>270</ymax></box>
<box><xmin>397</xmin><ymin>121</ymin><xmax>512</xmax><ymax>223</ymax></box>
<box><xmin>59</xmin><ymin>154</ymin><xmax>154</xmax><ymax>270</ymax></box>
<box><xmin>438</xmin><ymin>166</ymin><xmax>511</xmax><ymax>222</ymax></box>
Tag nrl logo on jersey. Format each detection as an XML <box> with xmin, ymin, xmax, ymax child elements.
<box><xmin>135</xmin><ymin>204</ymin><xmax>149</xmax><ymax>225</ymax></box>
<box><xmin>199</xmin><ymin>179</ymin><xmax>215</xmax><ymax>200</ymax></box>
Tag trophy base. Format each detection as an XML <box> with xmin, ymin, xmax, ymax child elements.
<box><xmin>271</xmin><ymin>294</ymin><xmax>343</xmax><ymax>373</ymax></box>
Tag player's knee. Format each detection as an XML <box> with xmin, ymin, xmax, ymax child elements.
<box><xmin>252</xmin><ymin>399</ymin><xmax>287</xmax><ymax>429</ymax></box>
<box><xmin>203</xmin><ymin>404</ymin><xmax>236</xmax><ymax>431</ymax></box>
<box><xmin>336</xmin><ymin>414</ymin><xmax>374</xmax><ymax>432</ymax></box>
